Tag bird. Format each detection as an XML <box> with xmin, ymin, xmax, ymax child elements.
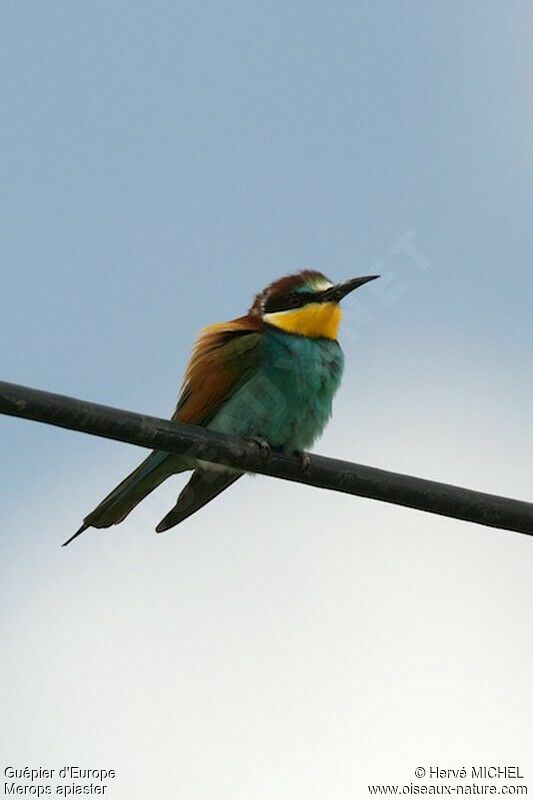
<box><xmin>63</xmin><ymin>270</ymin><xmax>378</xmax><ymax>546</ymax></box>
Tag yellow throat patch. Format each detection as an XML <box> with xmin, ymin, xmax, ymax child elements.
<box><xmin>264</xmin><ymin>301</ymin><xmax>342</xmax><ymax>340</ymax></box>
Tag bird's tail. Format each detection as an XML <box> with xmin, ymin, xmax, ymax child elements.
<box><xmin>155</xmin><ymin>468</ymin><xmax>242</xmax><ymax>532</ymax></box>
<box><xmin>63</xmin><ymin>451</ymin><xmax>192</xmax><ymax>546</ymax></box>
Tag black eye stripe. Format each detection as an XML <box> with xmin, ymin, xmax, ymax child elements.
<box><xmin>264</xmin><ymin>291</ymin><xmax>316</xmax><ymax>313</ymax></box>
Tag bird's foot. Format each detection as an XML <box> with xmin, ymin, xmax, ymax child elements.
<box><xmin>245</xmin><ymin>435</ymin><xmax>272</xmax><ymax>463</ymax></box>
<box><xmin>293</xmin><ymin>450</ymin><xmax>311</xmax><ymax>471</ymax></box>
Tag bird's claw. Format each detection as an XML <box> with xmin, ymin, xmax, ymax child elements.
<box><xmin>294</xmin><ymin>450</ymin><xmax>311</xmax><ymax>471</ymax></box>
<box><xmin>245</xmin><ymin>435</ymin><xmax>272</xmax><ymax>461</ymax></box>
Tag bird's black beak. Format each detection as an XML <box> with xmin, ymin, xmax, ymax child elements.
<box><xmin>319</xmin><ymin>275</ymin><xmax>379</xmax><ymax>303</ymax></box>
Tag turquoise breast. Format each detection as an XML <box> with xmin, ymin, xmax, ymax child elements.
<box><xmin>208</xmin><ymin>328</ymin><xmax>344</xmax><ymax>452</ymax></box>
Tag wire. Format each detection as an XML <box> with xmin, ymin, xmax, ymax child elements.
<box><xmin>0</xmin><ymin>380</ymin><xmax>532</xmax><ymax>537</ymax></box>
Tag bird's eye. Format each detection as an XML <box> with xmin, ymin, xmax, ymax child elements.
<box><xmin>264</xmin><ymin>291</ymin><xmax>314</xmax><ymax>313</ymax></box>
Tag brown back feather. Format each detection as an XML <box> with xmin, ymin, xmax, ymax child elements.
<box><xmin>172</xmin><ymin>315</ymin><xmax>261</xmax><ymax>426</ymax></box>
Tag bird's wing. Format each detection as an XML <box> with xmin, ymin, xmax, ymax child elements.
<box><xmin>172</xmin><ymin>315</ymin><xmax>262</xmax><ymax>426</ymax></box>
<box><xmin>64</xmin><ymin>316</ymin><xmax>261</xmax><ymax>546</ymax></box>
<box><xmin>153</xmin><ymin>316</ymin><xmax>262</xmax><ymax>534</ymax></box>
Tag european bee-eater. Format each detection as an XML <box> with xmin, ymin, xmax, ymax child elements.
<box><xmin>64</xmin><ymin>270</ymin><xmax>378</xmax><ymax>545</ymax></box>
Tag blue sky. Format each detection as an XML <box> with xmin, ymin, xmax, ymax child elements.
<box><xmin>2</xmin><ymin>2</ymin><xmax>533</xmax><ymax>797</ymax></box>
<box><xmin>2</xmin><ymin>1</ymin><xmax>532</xmax><ymax>497</ymax></box>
